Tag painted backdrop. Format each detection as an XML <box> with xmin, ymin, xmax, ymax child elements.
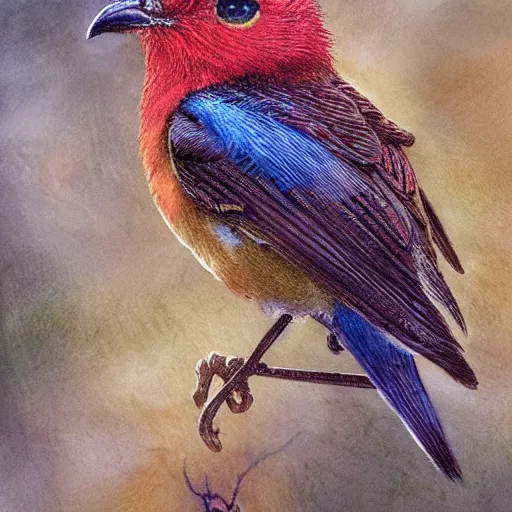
<box><xmin>1</xmin><ymin>0</ymin><xmax>511</xmax><ymax>510</ymax></box>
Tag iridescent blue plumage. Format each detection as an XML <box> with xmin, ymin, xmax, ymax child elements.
<box><xmin>87</xmin><ymin>0</ymin><xmax>475</xmax><ymax>482</ymax></box>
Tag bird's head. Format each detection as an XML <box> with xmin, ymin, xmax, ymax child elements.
<box><xmin>87</xmin><ymin>0</ymin><xmax>333</xmax><ymax>87</ymax></box>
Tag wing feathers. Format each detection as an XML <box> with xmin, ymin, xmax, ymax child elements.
<box><xmin>170</xmin><ymin>78</ymin><xmax>476</xmax><ymax>388</ymax></box>
<box><xmin>420</xmin><ymin>188</ymin><xmax>465</xmax><ymax>274</ymax></box>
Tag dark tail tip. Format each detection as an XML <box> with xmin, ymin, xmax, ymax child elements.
<box><xmin>456</xmin><ymin>362</ymin><xmax>479</xmax><ymax>390</ymax></box>
<box><xmin>445</xmin><ymin>463</ymin><xmax>464</xmax><ymax>483</ymax></box>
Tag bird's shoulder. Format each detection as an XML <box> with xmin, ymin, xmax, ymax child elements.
<box><xmin>170</xmin><ymin>73</ymin><xmax>415</xmax><ymax>180</ymax></box>
<box><xmin>168</xmin><ymin>74</ymin><xmax>463</xmax><ymax>273</ymax></box>
<box><xmin>169</xmin><ymin>74</ymin><xmax>423</xmax><ymax>232</ymax></box>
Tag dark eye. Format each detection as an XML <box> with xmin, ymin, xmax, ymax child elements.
<box><xmin>215</xmin><ymin>0</ymin><xmax>260</xmax><ymax>26</ymax></box>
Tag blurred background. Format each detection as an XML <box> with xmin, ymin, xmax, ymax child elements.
<box><xmin>1</xmin><ymin>0</ymin><xmax>512</xmax><ymax>510</ymax></box>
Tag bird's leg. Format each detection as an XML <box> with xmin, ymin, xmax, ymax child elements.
<box><xmin>194</xmin><ymin>357</ymin><xmax>374</xmax><ymax>418</ymax></box>
<box><xmin>197</xmin><ymin>314</ymin><xmax>293</xmax><ymax>452</ymax></box>
<box><xmin>194</xmin><ymin>315</ymin><xmax>375</xmax><ymax>452</ymax></box>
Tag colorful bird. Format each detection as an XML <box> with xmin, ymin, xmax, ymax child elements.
<box><xmin>87</xmin><ymin>0</ymin><xmax>477</xmax><ymax>480</ymax></box>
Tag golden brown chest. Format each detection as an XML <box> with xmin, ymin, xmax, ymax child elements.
<box><xmin>166</xmin><ymin>189</ymin><xmax>330</xmax><ymax>314</ymax></box>
<box><xmin>140</xmin><ymin>112</ymin><xmax>329</xmax><ymax>316</ymax></box>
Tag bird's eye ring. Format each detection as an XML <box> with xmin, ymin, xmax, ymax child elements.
<box><xmin>215</xmin><ymin>0</ymin><xmax>260</xmax><ymax>27</ymax></box>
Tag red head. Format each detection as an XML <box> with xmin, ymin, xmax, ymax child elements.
<box><xmin>88</xmin><ymin>0</ymin><xmax>333</xmax><ymax>93</ymax></box>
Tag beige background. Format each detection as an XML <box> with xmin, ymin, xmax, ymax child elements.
<box><xmin>1</xmin><ymin>0</ymin><xmax>512</xmax><ymax>510</ymax></box>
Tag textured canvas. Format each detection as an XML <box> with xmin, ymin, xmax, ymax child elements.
<box><xmin>1</xmin><ymin>1</ymin><xmax>511</xmax><ymax>510</ymax></box>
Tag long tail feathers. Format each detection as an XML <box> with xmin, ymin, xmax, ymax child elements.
<box><xmin>333</xmin><ymin>303</ymin><xmax>463</xmax><ymax>481</ymax></box>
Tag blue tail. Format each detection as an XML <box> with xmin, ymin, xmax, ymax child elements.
<box><xmin>333</xmin><ymin>303</ymin><xmax>462</xmax><ymax>480</ymax></box>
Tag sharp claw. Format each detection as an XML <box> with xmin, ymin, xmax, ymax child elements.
<box><xmin>208</xmin><ymin>435</ymin><xmax>222</xmax><ymax>453</ymax></box>
<box><xmin>194</xmin><ymin>352</ymin><xmax>256</xmax><ymax>451</ymax></box>
<box><xmin>199</xmin><ymin>421</ymin><xmax>222</xmax><ymax>452</ymax></box>
<box><xmin>193</xmin><ymin>353</ymin><xmax>252</xmax><ymax>413</ymax></box>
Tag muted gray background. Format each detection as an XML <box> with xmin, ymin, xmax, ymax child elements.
<box><xmin>1</xmin><ymin>0</ymin><xmax>512</xmax><ymax>510</ymax></box>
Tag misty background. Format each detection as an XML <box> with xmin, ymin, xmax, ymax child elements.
<box><xmin>1</xmin><ymin>0</ymin><xmax>512</xmax><ymax>510</ymax></box>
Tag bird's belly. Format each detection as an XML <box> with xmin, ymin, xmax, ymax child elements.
<box><xmin>163</xmin><ymin>195</ymin><xmax>331</xmax><ymax>316</ymax></box>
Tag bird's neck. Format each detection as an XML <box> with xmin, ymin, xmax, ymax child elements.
<box><xmin>139</xmin><ymin>38</ymin><xmax>215</xmax><ymax>180</ymax></box>
<box><xmin>139</xmin><ymin>32</ymin><xmax>334</xmax><ymax>137</ymax></box>
<box><xmin>139</xmin><ymin>40</ymin><xmax>217</xmax><ymax>222</ymax></box>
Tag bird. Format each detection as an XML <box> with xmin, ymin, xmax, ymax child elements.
<box><xmin>87</xmin><ymin>0</ymin><xmax>477</xmax><ymax>480</ymax></box>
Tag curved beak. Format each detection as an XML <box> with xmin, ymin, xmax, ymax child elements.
<box><xmin>87</xmin><ymin>0</ymin><xmax>162</xmax><ymax>39</ymax></box>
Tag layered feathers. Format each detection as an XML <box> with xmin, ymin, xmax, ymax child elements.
<box><xmin>333</xmin><ymin>304</ymin><xmax>462</xmax><ymax>480</ymax></box>
<box><xmin>170</xmin><ymin>77</ymin><xmax>476</xmax><ymax>390</ymax></box>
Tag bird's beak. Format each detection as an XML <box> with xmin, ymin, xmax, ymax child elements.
<box><xmin>87</xmin><ymin>0</ymin><xmax>170</xmax><ymax>39</ymax></box>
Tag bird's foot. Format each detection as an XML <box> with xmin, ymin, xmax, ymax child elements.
<box><xmin>194</xmin><ymin>315</ymin><xmax>293</xmax><ymax>452</ymax></box>
<box><xmin>193</xmin><ymin>352</ymin><xmax>254</xmax><ymax>414</ymax></box>
<box><xmin>192</xmin><ymin>315</ymin><xmax>374</xmax><ymax>452</ymax></box>
<box><xmin>194</xmin><ymin>352</ymin><xmax>259</xmax><ymax>452</ymax></box>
